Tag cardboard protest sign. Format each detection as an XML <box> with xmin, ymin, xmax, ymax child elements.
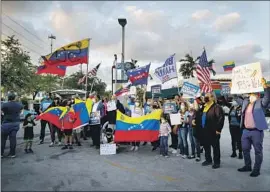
<box><xmin>170</xmin><ymin>113</ymin><xmax>181</xmax><ymax>125</ymax></box>
<box><xmin>163</xmin><ymin>102</ymin><xmax>177</xmax><ymax>114</ymax></box>
<box><xmin>100</xmin><ymin>144</ymin><xmax>116</xmax><ymax>155</ymax></box>
<box><xmin>181</xmin><ymin>82</ymin><xmax>200</xmax><ymax>98</ymax></box>
<box><xmin>231</xmin><ymin>62</ymin><xmax>263</xmax><ymax>94</ymax></box>
<box><xmin>90</xmin><ymin>111</ymin><xmax>101</xmax><ymax>125</ymax></box>
<box><xmin>220</xmin><ymin>84</ymin><xmax>230</xmax><ymax>95</ymax></box>
<box><xmin>151</xmin><ymin>85</ymin><xmax>162</xmax><ymax>95</ymax></box>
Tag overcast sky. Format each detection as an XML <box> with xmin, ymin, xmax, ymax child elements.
<box><xmin>2</xmin><ymin>1</ymin><xmax>270</xmax><ymax>90</ymax></box>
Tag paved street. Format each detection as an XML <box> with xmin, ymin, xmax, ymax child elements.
<box><xmin>1</xmin><ymin>119</ymin><xmax>270</xmax><ymax>191</ymax></box>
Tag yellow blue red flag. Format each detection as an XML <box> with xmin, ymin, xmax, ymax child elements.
<box><xmin>114</xmin><ymin>109</ymin><xmax>162</xmax><ymax>142</ymax></box>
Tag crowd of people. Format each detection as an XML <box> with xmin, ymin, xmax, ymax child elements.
<box><xmin>1</xmin><ymin>78</ymin><xmax>270</xmax><ymax>178</ymax></box>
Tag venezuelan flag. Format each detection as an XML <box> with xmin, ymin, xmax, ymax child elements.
<box><xmin>223</xmin><ymin>61</ymin><xmax>235</xmax><ymax>71</ymax></box>
<box><xmin>42</xmin><ymin>38</ymin><xmax>90</xmax><ymax>67</ymax></box>
<box><xmin>114</xmin><ymin>109</ymin><xmax>162</xmax><ymax>142</ymax></box>
<box><xmin>72</xmin><ymin>102</ymin><xmax>90</xmax><ymax>129</ymax></box>
<box><xmin>36</xmin><ymin>64</ymin><xmax>66</xmax><ymax>76</ymax></box>
<box><xmin>37</xmin><ymin>107</ymin><xmax>66</xmax><ymax>128</ymax></box>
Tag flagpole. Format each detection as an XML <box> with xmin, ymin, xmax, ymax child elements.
<box><xmin>90</xmin><ymin>77</ymin><xmax>95</xmax><ymax>94</ymax></box>
<box><xmin>85</xmin><ymin>38</ymin><xmax>91</xmax><ymax>98</ymax></box>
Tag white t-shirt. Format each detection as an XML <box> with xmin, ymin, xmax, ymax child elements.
<box><xmin>132</xmin><ymin>107</ymin><xmax>143</xmax><ymax>117</ymax></box>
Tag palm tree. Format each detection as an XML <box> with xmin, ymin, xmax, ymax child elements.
<box><xmin>179</xmin><ymin>54</ymin><xmax>200</xmax><ymax>79</ymax></box>
<box><xmin>179</xmin><ymin>54</ymin><xmax>216</xmax><ymax>79</ymax></box>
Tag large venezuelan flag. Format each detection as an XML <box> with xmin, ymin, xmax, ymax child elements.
<box><xmin>37</xmin><ymin>107</ymin><xmax>66</xmax><ymax>128</ymax></box>
<box><xmin>223</xmin><ymin>61</ymin><xmax>235</xmax><ymax>71</ymax></box>
<box><xmin>42</xmin><ymin>38</ymin><xmax>90</xmax><ymax>67</ymax></box>
<box><xmin>36</xmin><ymin>64</ymin><xmax>66</xmax><ymax>76</ymax></box>
<box><xmin>114</xmin><ymin>109</ymin><xmax>162</xmax><ymax>142</ymax></box>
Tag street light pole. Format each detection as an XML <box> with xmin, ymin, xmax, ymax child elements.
<box><xmin>118</xmin><ymin>18</ymin><xmax>127</xmax><ymax>81</ymax></box>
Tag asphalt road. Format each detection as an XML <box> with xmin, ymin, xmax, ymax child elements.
<box><xmin>1</xmin><ymin>119</ymin><xmax>270</xmax><ymax>191</ymax></box>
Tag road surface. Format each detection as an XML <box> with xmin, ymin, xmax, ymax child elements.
<box><xmin>1</xmin><ymin>119</ymin><xmax>270</xmax><ymax>191</ymax></box>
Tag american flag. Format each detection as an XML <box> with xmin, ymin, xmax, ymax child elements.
<box><xmin>196</xmin><ymin>50</ymin><xmax>213</xmax><ymax>93</ymax></box>
<box><xmin>78</xmin><ymin>63</ymin><xmax>101</xmax><ymax>84</ymax></box>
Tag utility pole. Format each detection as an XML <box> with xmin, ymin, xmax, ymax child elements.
<box><xmin>48</xmin><ymin>34</ymin><xmax>56</xmax><ymax>92</ymax></box>
<box><xmin>48</xmin><ymin>34</ymin><xmax>56</xmax><ymax>54</ymax></box>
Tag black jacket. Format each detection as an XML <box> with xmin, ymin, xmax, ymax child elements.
<box><xmin>106</xmin><ymin>100</ymin><xmax>125</xmax><ymax>124</ymax></box>
<box><xmin>228</xmin><ymin>106</ymin><xmax>242</xmax><ymax>126</ymax></box>
<box><xmin>195</xmin><ymin>103</ymin><xmax>225</xmax><ymax>145</ymax></box>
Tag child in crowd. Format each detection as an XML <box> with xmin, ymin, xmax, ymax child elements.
<box><xmin>159</xmin><ymin>116</ymin><xmax>172</xmax><ymax>158</ymax></box>
<box><xmin>130</xmin><ymin>99</ymin><xmax>143</xmax><ymax>151</ymax></box>
<box><xmin>23</xmin><ymin>113</ymin><xmax>36</xmax><ymax>153</ymax></box>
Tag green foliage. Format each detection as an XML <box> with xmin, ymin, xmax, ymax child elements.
<box><xmin>1</xmin><ymin>36</ymin><xmax>35</xmax><ymax>94</ymax></box>
<box><xmin>179</xmin><ymin>53</ymin><xmax>216</xmax><ymax>78</ymax></box>
<box><xmin>63</xmin><ymin>71</ymin><xmax>107</xmax><ymax>96</ymax></box>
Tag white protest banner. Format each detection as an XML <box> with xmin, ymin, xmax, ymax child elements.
<box><xmin>231</xmin><ymin>62</ymin><xmax>263</xmax><ymax>94</ymax></box>
<box><xmin>107</xmin><ymin>100</ymin><xmax>117</xmax><ymax>111</ymax></box>
<box><xmin>100</xmin><ymin>144</ymin><xmax>116</xmax><ymax>155</ymax></box>
<box><xmin>154</xmin><ymin>54</ymin><xmax>177</xmax><ymax>83</ymax></box>
<box><xmin>129</xmin><ymin>86</ymin><xmax>137</xmax><ymax>95</ymax></box>
<box><xmin>181</xmin><ymin>82</ymin><xmax>200</xmax><ymax>98</ymax></box>
<box><xmin>170</xmin><ymin>113</ymin><xmax>181</xmax><ymax>125</ymax></box>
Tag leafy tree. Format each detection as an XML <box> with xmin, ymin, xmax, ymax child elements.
<box><xmin>1</xmin><ymin>36</ymin><xmax>35</xmax><ymax>95</ymax></box>
<box><xmin>179</xmin><ymin>54</ymin><xmax>199</xmax><ymax>79</ymax></box>
<box><xmin>179</xmin><ymin>54</ymin><xmax>216</xmax><ymax>79</ymax></box>
<box><xmin>63</xmin><ymin>71</ymin><xmax>107</xmax><ymax>96</ymax></box>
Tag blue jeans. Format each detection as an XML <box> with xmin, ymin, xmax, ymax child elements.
<box><xmin>178</xmin><ymin>127</ymin><xmax>189</xmax><ymax>156</ymax></box>
<box><xmin>188</xmin><ymin>127</ymin><xmax>196</xmax><ymax>156</ymax></box>
<box><xmin>160</xmin><ymin>136</ymin><xmax>169</xmax><ymax>156</ymax></box>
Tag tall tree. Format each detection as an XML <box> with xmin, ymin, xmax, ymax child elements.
<box><xmin>179</xmin><ymin>54</ymin><xmax>200</xmax><ymax>79</ymax></box>
<box><xmin>1</xmin><ymin>36</ymin><xmax>35</xmax><ymax>95</ymax></box>
<box><xmin>179</xmin><ymin>54</ymin><xmax>216</xmax><ymax>79</ymax></box>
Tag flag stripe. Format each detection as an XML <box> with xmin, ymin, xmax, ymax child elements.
<box><xmin>114</xmin><ymin>130</ymin><xmax>159</xmax><ymax>142</ymax></box>
<box><xmin>196</xmin><ymin>50</ymin><xmax>212</xmax><ymax>93</ymax></box>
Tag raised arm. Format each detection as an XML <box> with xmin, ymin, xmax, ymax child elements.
<box><xmin>261</xmin><ymin>78</ymin><xmax>270</xmax><ymax>108</ymax></box>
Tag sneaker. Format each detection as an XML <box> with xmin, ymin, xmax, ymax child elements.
<box><xmin>49</xmin><ymin>142</ymin><xmax>54</xmax><ymax>147</ymax></box>
<box><xmin>7</xmin><ymin>154</ymin><xmax>16</xmax><ymax>158</ymax></box>
<box><xmin>69</xmin><ymin>145</ymin><xmax>73</xmax><ymax>149</ymax></box>
<box><xmin>212</xmin><ymin>164</ymin><xmax>220</xmax><ymax>169</ymax></box>
<box><xmin>28</xmin><ymin>149</ymin><xmax>34</xmax><ymax>153</ymax></box>
<box><xmin>39</xmin><ymin>140</ymin><xmax>44</xmax><ymax>145</ymax></box>
<box><xmin>195</xmin><ymin>157</ymin><xmax>201</xmax><ymax>162</ymax></box>
<box><xmin>172</xmin><ymin>149</ymin><xmax>177</xmax><ymax>154</ymax></box>
<box><xmin>165</xmin><ymin>155</ymin><xmax>169</xmax><ymax>158</ymax></box>
<box><xmin>188</xmin><ymin>155</ymin><xmax>195</xmax><ymax>159</ymax></box>
<box><xmin>250</xmin><ymin>170</ymin><xmax>260</xmax><ymax>177</ymax></box>
<box><xmin>58</xmin><ymin>142</ymin><xmax>63</xmax><ymax>146</ymax></box>
<box><xmin>238</xmin><ymin>153</ymin><xmax>243</xmax><ymax>159</ymax></box>
<box><xmin>176</xmin><ymin>153</ymin><xmax>181</xmax><ymax>157</ymax></box>
<box><xmin>238</xmin><ymin>166</ymin><xmax>252</xmax><ymax>172</ymax></box>
<box><xmin>134</xmin><ymin>146</ymin><xmax>139</xmax><ymax>151</ymax></box>
<box><xmin>182</xmin><ymin>155</ymin><xmax>187</xmax><ymax>159</ymax></box>
<box><xmin>130</xmin><ymin>146</ymin><xmax>135</xmax><ymax>151</ymax></box>
<box><xmin>202</xmin><ymin>161</ymin><xmax>212</xmax><ymax>166</ymax></box>
<box><xmin>77</xmin><ymin>142</ymin><xmax>82</xmax><ymax>146</ymax></box>
<box><xmin>61</xmin><ymin>145</ymin><xmax>68</xmax><ymax>150</ymax></box>
<box><xmin>24</xmin><ymin>149</ymin><xmax>29</xmax><ymax>153</ymax></box>
<box><xmin>83</xmin><ymin>137</ymin><xmax>87</xmax><ymax>140</ymax></box>
<box><xmin>231</xmin><ymin>152</ymin><xmax>237</xmax><ymax>158</ymax></box>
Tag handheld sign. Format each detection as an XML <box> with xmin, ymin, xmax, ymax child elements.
<box><xmin>151</xmin><ymin>85</ymin><xmax>162</xmax><ymax>95</ymax></box>
<box><xmin>90</xmin><ymin>111</ymin><xmax>101</xmax><ymax>125</ymax></box>
<box><xmin>231</xmin><ymin>62</ymin><xmax>263</xmax><ymax>94</ymax></box>
<box><xmin>181</xmin><ymin>82</ymin><xmax>200</xmax><ymax>98</ymax></box>
<box><xmin>220</xmin><ymin>84</ymin><xmax>230</xmax><ymax>95</ymax></box>
<box><xmin>163</xmin><ymin>102</ymin><xmax>177</xmax><ymax>114</ymax></box>
<box><xmin>107</xmin><ymin>101</ymin><xmax>117</xmax><ymax>112</ymax></box>
<box><xmin>170</xmin><ymin>113</ymin><xmax>181</xmax><ymax>125</ymax></box>
<box><xmin>129</xmin><ymin>86</ymin><xmax>137</xmax><ymax>95</ymax></box>
<box><xmin>100</xmin><ymin>144</ymin><xmax>116</xmax><ymax>155</ymax></box>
